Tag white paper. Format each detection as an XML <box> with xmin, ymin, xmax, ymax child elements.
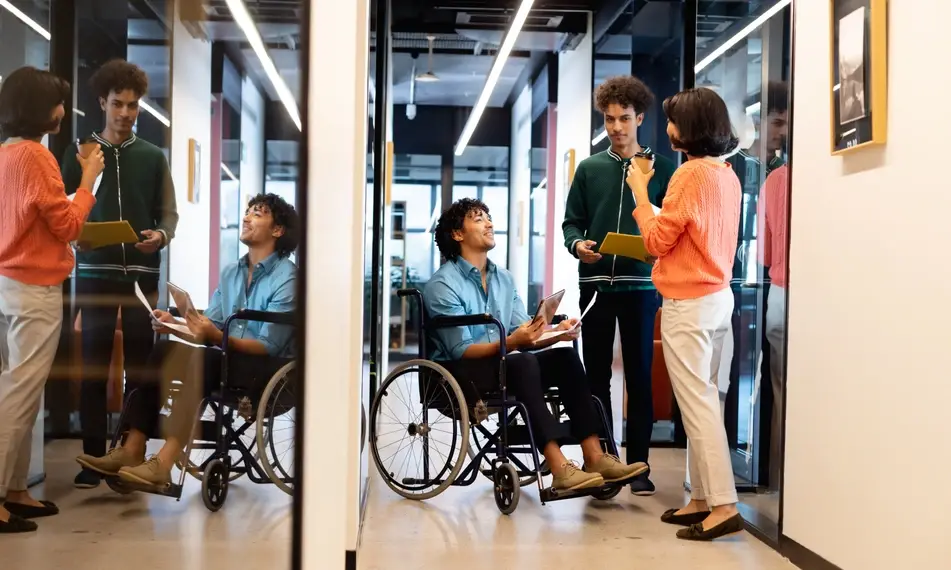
<box><xmin>536</xmin><ymin>292</ymin><xmax>598</xmax><ymax>342</ymax></box>
<box><xmin>67</xmin><ymin>173</ymin><xmax>103</xmax><ymax>201</ymax></box>
<box><xmin>134</xmin><ymin>281</ymin><xmax>195</xmax><ymax>338</ymax></box>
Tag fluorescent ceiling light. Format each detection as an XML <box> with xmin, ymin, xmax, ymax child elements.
<box><xmin>0</xmin><ymin>0</ymin><xmax>51</xmax><ymax>40</ymax></box>
<box><xmin>530</xmin><ymin>176</ymin><xmax>547</xmax><ymax>200</ymax></box>
<box><xmin>72</xmin><ymin>108</ymin><xmax>85</xmax><ymax>117</ymax></box>
<box><xmin>454</xmin><ymin>0</ymin><xmax>534</xmax><ymax>156</ymax></box>
<box><xmin>221</xmin><ymin>163</ymin><xmax>238</xmax><ymax>181</ymax></box>
<box><xmin>591</xmin><ymin>129</ymin><xmax>608</xmax><ymax>146</ymax></box>
<box><xmin>139</xmin><ymin>98</ymin><xmax>170</xmax><ymax>127</ymax></box>
<box><xmin>695</xmin><ymin>0</ymin><xmax>791</xmax><ymax>73</ymax></box>
<box><xmin>225</xmin><ymin>0</ymin><xmax>301</xmax><ymax>131</ymax></box>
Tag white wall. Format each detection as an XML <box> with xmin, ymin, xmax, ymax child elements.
<box><xmin>302</xmin><ymin>0</ymin><xmax>368</xmax><ymax>566</ymax></box>
<box><xmin>783</xmin><ymin>3</ymin><xmax>951</xmax><ymax>569</ymax></box>
<box><xmin>168</xmin><ymin>5</ymin><xmax>212</xmax><ymax>304</ymax></box>
<box><xmin>509</xmin><ymin>83</ymin><xmax>532</xmax><ymax>299</ymax></box>
<box><xmin>552</xmin><ymin>14</ymin><xmax>593</xmax><ymax>317</ymax></box>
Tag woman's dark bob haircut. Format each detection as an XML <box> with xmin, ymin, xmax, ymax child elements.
<box><xmin>0</xmin><ymin>66</ymin><xmax>70</xmax><ymax>139</ymax></box>
<box><xmin>663</xmin><ymin>87</ymin><xmax>739</xmax><ymax>158</ymax></box>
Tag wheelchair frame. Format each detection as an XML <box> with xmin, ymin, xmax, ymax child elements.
<box><xmin>369</xmin><ymin>289</ymin><xmax>628</xmax><ymax>515</ymax></box>
<box><xmin>103</xmin><ymin>309</ymin><xmax>296</xmax><ymax>512</ymax></box>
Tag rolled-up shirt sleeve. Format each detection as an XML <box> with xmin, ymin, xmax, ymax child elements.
<box><xmin>424</xmin><ymin>279</ymin><xmax>474</xmax><ymax>361</ymax></box>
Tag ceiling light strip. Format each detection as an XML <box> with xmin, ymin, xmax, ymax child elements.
<box><xmin>591</xmin><ymin>129</ymin><xmax>608</xmax><ymax>146</ymax></box>
<box><xmin>695</xmin><ymin>0</ymin><xmax>791</xmax><ymax>73</ymax></box>
<box><xmin>225</xmin><ymin>0</ymin><xmax>301</xmax><ymax>131</ymax></box>
<box><xmin>221</xmin><ymin>162</ymin><xmax>238</xmax><ymax>181</ymax></box>
<box><xmin>0</xmin><ymin>0</ymin><xmax>51</xmax><ymax>40</ymax></box>
<box><xmin>140</xmin><ymin>99</ymin><xmax>170</xmax><ymax>127</ymax></box>
<box><xmin>454</xmin><ymin>0</ymin><xmax>534</xmax><ymax>156</ymax></box>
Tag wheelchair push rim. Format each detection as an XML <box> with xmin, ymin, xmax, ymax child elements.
<box><xmin>369</xmin><ymin>360</ymin><xmax>469</xmax><ymax>501</ymax></box>
<box><xmin>256</xmin><ymin>361</ymin><xmax>297</xmax><ymax>495</ymax></box>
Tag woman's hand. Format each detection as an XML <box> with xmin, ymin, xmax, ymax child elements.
<box><xmin>626</xmin><ymin>164</ymin><xmax>653</xmax><ymax>207</ymax></box>
<box><xmin>77</xmin><ymin>144</ymin><xmax>105</xmax><ymax>179</ymax></box>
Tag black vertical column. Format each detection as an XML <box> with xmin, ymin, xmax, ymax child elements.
<box><xmin>368</xmin><ymin>0</ymin><xmax>390</xmax><ymax>401</ymax></box>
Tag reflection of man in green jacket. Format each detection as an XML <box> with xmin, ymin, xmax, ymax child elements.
<box><xmin>61</xmin><ymin>59</ymin><xmax>178</xmax><ymax>490</ymax></box>
<box><xmin>563</xmin><ymin>76</ymin><xmax>675</xmax><ymax>496</ymax></box>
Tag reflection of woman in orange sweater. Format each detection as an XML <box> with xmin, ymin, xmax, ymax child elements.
<box><xmin>0</xmin><ymin>67</ymin><xmax>103</xmax><ymax>533</ymax></box>
<box><xmin>626</xmin><ymin>88</ymin><xmax>743</xmax><ymax>541</ymax></box>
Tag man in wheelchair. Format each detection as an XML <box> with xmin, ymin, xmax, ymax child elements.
<box><xmin>425</xmin><ymin>198</ymin><xmax>648</xmax><ymax>492</ymax></box>
<box><xmin>75</xmin><ymin>193</ymin><xmax>298</xmax><ymax>488</ymax></box>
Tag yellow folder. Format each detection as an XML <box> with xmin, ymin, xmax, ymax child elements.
<box><xmin>80</xmin><ymin>221</ymin><xmax>140</xmax><ymax>250</ymax></box>
<box><xmin>599</xmin><ymin>232</ymin><xmax>650</xmax><ymax>262</ymax></box>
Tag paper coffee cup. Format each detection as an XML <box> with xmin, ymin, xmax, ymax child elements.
<box><xmin>78</xmin><ymin>139</ymin><xmax>98</xmax><ymax>159</ymax></box>
<box><xmin>633</xmin><ymin>152</ymin><xmax>655</xmax><ymax>174</ymax></box>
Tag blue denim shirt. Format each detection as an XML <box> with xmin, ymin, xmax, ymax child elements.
<box><xmin>423</xmin><ymin>257</ymin><xmax>530</xmax><ymax>361</ymax></box>
<box><xmin>204</xmin><ymin>253</ymin><xmax>296</xmax><ymax>358</ymax></box>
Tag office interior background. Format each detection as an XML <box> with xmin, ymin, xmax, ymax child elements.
<box><xmin>1</xmin><ymin>0</ymin><xmax>948</xmax><ymax>569</ymax></box>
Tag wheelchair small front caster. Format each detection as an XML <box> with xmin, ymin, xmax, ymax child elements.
<box><xmin>493</xmin><ymin>462</ymin><xmax>520</xmax><ymax>515</ymax></box>
<box><xmin>201</xmin><ymin>458</ymin><xmax>229</xmax><ymax>512</ymax></box>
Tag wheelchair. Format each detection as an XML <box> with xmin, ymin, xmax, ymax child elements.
<box><xmin>369</xmin><ymin>289</ymin><xmax>626</xmax><ymax>515</ymax></box>
<box><xmin>102</xmin><ymin>310</ymin><xmax>297</xmax><ymax>512</ymax></box>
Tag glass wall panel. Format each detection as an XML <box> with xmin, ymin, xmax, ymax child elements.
<box><xmin>695</xmin><ymin>0</ymin><xmax>792</xmax><ymax>538</ymax></box>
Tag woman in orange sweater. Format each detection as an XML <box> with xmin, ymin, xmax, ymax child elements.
<box><xmin>0</xmin><ymin>67</ymin><xmax>103</xmax><ymax>533</ymax></box>
<box><xmin>626</xmin><ymin>88</ymin><xmax>743</xmax><ymax>541</ymax></box>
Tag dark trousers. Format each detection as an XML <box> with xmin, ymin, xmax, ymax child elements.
<box><xmin>78</xmin><ymin>276</ymin><xmax>158</xmax><ymax>456</ymax></box>
<box><xmin>579</xmin><ymin>286</ymin><xmax>660</xmax><ymax>465</ymax></box>
<box><xmin>441</xmin><ymin>347</ymin><xmax>601</xmax><ymax>451</ymax></box>
<box><xmin>125</xmin><ymin>340</ymin><xmax>285</xmax><ymax>444</ymax></box>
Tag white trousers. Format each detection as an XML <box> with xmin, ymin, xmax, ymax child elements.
<box><xmin>765</xmin><ymin>285</ymin><xmax>786</xmax><ymax>490</ymax></box>
<box><xmin>662</xmin><ymin>288</ymin><xmax>737</xmax><ymax>507</ymax></box>
<box><xmin>0</xmin><ymin>275</ymin><xmax>63</xmax><ymax>496</ymax></box>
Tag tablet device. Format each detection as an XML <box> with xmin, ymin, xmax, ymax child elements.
<box><xmin>167</xmin><ymin>282</ymin><xmax>198</xmax><ymax>317</ymax></box>
<box><xmin>531</xmin><ymin>289</ymin><xmax>565</xmax><ymax>326</ymax></box>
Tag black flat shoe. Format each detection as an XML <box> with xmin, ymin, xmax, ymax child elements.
<box><xmin>0</xmin><ymin>514</ymin><xmax>38</xmax><ymax>533</ymax></box>
<box><xmin>676</xmin><ymin>513</ymin><xmax>745</xmax><ymax>541</ymax></box>
<box><xmin>4</xmin><ymin>500</ymin><xmax>59</xmax><ymax>519</ymax></box>
<box><xmin>661</xmin><ymin>508</ymin><xmax>711</xmax><ymax>526</ymax></box>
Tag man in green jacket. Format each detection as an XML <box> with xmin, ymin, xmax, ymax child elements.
<box><xmin>563</xmin><ymin>76</ymin><xmax>675</xmax><ymax>496</ymax></box>
<box><xmin>61</xmin><ymin>59</ymin><xmax>178</xmax><ymax>489</ymax></box>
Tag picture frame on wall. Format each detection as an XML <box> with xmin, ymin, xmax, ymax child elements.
<box><xmin>188</xmin><ymin>138</ymin><xmax>201</xmax><ymax>203</ymax></box>
<box><xmin>830</xmin><ymin>0</ymin><xmax>888</xmax><ymax>154</ymax></box>
<box><xmin>563</xmin><ymin>149</ymin><xmax>576</xmax><ymax>203</ymax></box>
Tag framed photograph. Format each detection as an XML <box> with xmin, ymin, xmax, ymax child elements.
<box><xmin>830</xmin><ymin>0</ymin><xmax>888</xmax><ymax>154</ymax></box>
<box><xmin>188</xmin><ymin>138</ymin><xmax>201</xmax><ymax>203</ymax></box>
<box><xmin>563</xmin><ymin>149</ymin><xmax>576</xmax><ymax>204</ymax></box>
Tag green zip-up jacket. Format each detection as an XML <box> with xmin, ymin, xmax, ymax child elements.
<box><xmin>62</xmin><ymin>132</ymin><xmax>178</xmax><ymax>281</ymax></box>
<box><xmin>562</xmin><ymin>148</ymin><xmax>676</xmax><ymax>291</ymax></box>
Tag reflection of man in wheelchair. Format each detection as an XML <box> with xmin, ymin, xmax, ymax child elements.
<box><xmin>424</xmin><ymin>199</ymin><xmax>647</xmax><ymax>492</ymax></box>
<box><xmin>75</xmin><ymin>194</ymin><xmax>297</xmax><ymax>492</ymax></box>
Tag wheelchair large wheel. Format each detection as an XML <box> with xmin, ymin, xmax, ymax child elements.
<box><xmin>256</xmin><ymin>361</ymin><xmax>297</xmax><ymax>495</ymax></box>
<box><xmin>370</xmin><ymin>360</ymin><xmax>469</xmax><ymax>501</ymax></box>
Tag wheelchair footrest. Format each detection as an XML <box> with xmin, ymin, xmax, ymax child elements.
<box><xmin>540</xmin><ymin>484</ymin><xmax>605</xmax><ymax>502</ymax></box>
<box><xmin>104</xmin><ymin>475</ymin><xmax>184</xmax><ymax>499</ymax></box>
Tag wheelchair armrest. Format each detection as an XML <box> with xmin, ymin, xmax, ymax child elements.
<box><xmin>397</xmin><ymin>288</ymin><xmax>422</xmax><ymax>299</ymax></box>
<box><xmin>427</xmin><ymin>314</ymin><xmax>508</xmax><ymax>358</ymax></box>
<box><xmin>221</xmin><ymin>310</ymin><xmax>295</xmax><ymax>352</ymax></box>
<box><xmin>551</xmin><ymin>314</ymin><xmax>568</xmax><ymax>325</ymax></box>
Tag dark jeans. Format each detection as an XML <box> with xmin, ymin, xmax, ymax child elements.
<box><xmin>579</xmin><ymin>286</ymin><xmax>660</xmax><ymax>465</ymax></box>
<box><xmin>441</xmin><ymin>347</ymin><xmax>601</xmax><ymax>451</ymax></box>
<box><xmin>78</xmin><ymin>276</ymin><xmax>158</xmax><ymax>456</ymax></box>
<box><xmin>124</xmin><ymin>340</ymin><xmax>286</xmax><ymax>444</ymax></box>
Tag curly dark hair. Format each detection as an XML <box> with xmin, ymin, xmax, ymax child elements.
<box><xmin>0</xmin><ymin>67</ymin><xmax>70</xmax><ymax>139</ymax></box>
<box><xmin>247</xmin><ymin>193</ymin><xmax>300</xmax><ymax>258</ymax></box>
<box><xmin>595</xmin><ymin>75</ymin><xmax>655</xmax><ymax>115</ymax></box>
<box><xmin>434</xmin><ymin>198</ymin><xmax>489</xmax><ymax>261</ymax></box>
<box><xmin>663</xmin><ymin>88</ymin><xmax>738</xmax><ymax>157</ymax></box>
<box><xmin>90</xmin><ymin>59</ymin><xmax>149</xmax><ymax>100</ymax></box>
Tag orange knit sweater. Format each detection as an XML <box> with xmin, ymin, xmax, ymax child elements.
<box><xmin>0</xmin><ymin>141</ymin><xmax>96</xmax><ymax>286</ymax></box>
<box><xmin>633</xmin><ymin>159</ymin><xmax>741</xmax><ymax>300</ymax></box>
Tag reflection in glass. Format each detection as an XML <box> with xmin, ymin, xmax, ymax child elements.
<box><xmin>695</xmin><ymin>0</ymin><xmax>792</xmax><ymax>536</ymax></box>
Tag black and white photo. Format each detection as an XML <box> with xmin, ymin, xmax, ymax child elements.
<box><xmin>838</xmin><ymin>6</ymin><xmax>867</xmax><ymax>125</ymax></box>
